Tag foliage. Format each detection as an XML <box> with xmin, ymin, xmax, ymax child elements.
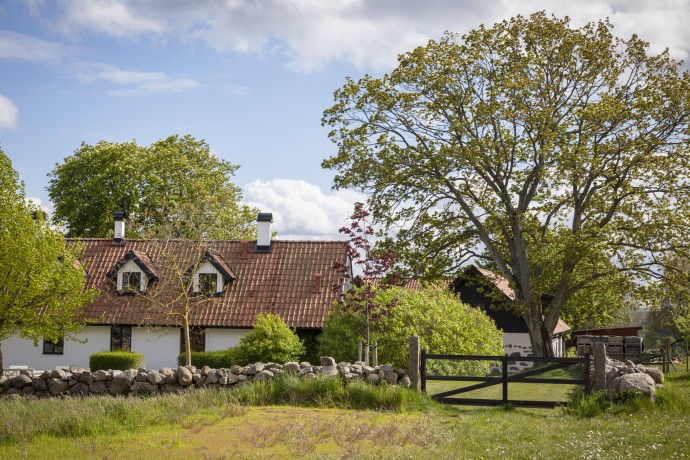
<box><xmin>322</xmin><ymin>12</ymin><xmax>690</xmax><ymax>356</ymax></box>
<box><xmin>295</xmin><ymin>329</ymin><xmax>321</xmax><ymax>364</ymax></box>
<box><xmin>320</xmin><ymin>284</ymin><xmax>504</xmax><ymax>374</ymax></box>
<box><xmin>89</xmin><ymin>351</ymin><xmax>146</xmax><ymax>371</ymax></box>
<box><xmin>0</xmin><ymin>148</ymin><xmax>97</xmax><ymax>369</ymax></box>
<box><xmin>232</xmin><ymin>313</ymin><xmax>305</xmax><ymax>365</ymax></box>
<box><xmin>178</xmin><ymin>349</ymin><xmax>238</xmax><ymax>369</ymax></box>
<box><xmin>48</xmin><ymin>134</ymin><xmax>258</xmax><ymax>239</ymax></box>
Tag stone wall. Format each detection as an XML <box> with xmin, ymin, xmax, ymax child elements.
<box><xmin>0</xmin><ymin>357</ymin><xmax>411</xmax><ymax>398</ymax></box>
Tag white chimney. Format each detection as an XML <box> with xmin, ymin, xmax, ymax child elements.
<box><xmin>255</xmin><ymin>213</ymin><xmax>273</xmax><ymax>253</ymax></box>
<box><xmin>113</xmin><ymin>211</ymin><xmax>126</xmax><ymax>246</ymax></box>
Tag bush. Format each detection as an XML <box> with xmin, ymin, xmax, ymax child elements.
<box><xmin>232</xmin><ymin>313</ymin><xmax>305</xmax><ymax>365</ymax></box>
<box><xmin>319</xmin><ymin>284</ymin><xmax>505</xmax><ymax>375</ymax></box>
<box><xmin>178</xmin><ymin>348</ymin><xmax>238</xmax><ymax>368</ymax></box>
<box><xmin>89</xmin><ymin>351</ymin><xmax>145</xmax><ymax>371</ymax></box>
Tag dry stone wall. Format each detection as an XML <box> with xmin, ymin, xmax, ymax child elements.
<box><xmin>0</xmin><ymin>357</ymin><xmax>411</xmax><ymax>398</ymax></box>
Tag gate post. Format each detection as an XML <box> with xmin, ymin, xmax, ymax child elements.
<box><xmin>409</xmin><ymin>336</ymin><xmax>420</xmax><ymax>390</ymax></box>
<box><xmin>593</xmin><ymin>342</ymin><xmax>607</xmax><ymax>391</ymax></box>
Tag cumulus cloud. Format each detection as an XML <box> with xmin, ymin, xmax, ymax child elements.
<box><xmin>244</xmin><ymin>179</ymin><xmax>363</xmax><ymax>240</ymax></box>
<box><xmin>0</xmin><ymin>94</ymin><xmax>18</xmax><ymax>130</ymax></box>
<box><xmin>72</xmin><ymin>62</ymin><xmax>199</xmax><ymax>95</ymax></box>
<box><xmin>33</xmin><ymin>0</ymin><xmax>690</xmax><ymax>71</ymax></box>
<box><xmin>0</xmin><ymin>30</ymin><xmax>68</xmax><ymax>63</ymax></box>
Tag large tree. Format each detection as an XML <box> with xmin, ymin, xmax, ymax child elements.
<box><xmin>48</xmin><ymin>134</ymin><xmax>258</xmax><ymax>240</ymax></box>
<box><xmin>322</xmin><ymin>13</ymin><xmax>690</xmax><ymax>356</ymax></box>
<box><xmin>0</xmin><ymin>148</ymin><xmax>97</xmax><ymax>370</ymax></box>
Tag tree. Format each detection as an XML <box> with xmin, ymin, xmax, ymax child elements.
<box><xmin>0</xmin><ymin>147</ymin><xmax>97</xmax><ymax>370</ymax></box>
<box><xmin>322</xmin><ymin>12</ymin><xmax>690</xmax><ymax>356</ymax></box>
<box><xmin>319</xmin><ymin>284</ymin><xmax>504</xmax><ymax>374</ymax></box>
<box><xmin>232</xmin><ymin>313</ymin><xmax>305</xmax><ymax>365</ymax></box>
<box><xmin>48</xmin><ymin>134</ymin><xmax>258</xmax><ymax>240</ymax></box>
<box><xmin>331</xmin><ymin>203</ymin><xmax>398</xmax><ymax>364</ymax></box>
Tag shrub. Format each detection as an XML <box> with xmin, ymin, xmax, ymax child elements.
<box><xmin>89</xmin><ymin>351</ymin><xmax>145</xmax><ymax>371</ymax></box>
<box><xmin>178</xmin><ymin>348</ymin><xmax>238</xmax><ymax>368</ymax></box>
<box><xmin>319</xmin><ymin>284</ymin><xmax>504</xmax><ymax>375</ymax></box>
<box><xmin>232</xmin><ymin>313</ymin><xmax>305</xmax><ymax>365</ymax></box>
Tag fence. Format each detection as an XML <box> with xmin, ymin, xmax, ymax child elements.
<box><xmin>420</xmin><ymin>350</ymin><xmax>590</xmax><ymax>408</ymax></box>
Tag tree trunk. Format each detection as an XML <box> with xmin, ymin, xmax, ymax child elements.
<box><xmin>524</xmin><ymin>307</ymin><xmax>555</xmax><ymax>358</ymax></box>
<box><xmin>183</xmin><ymin>317</ymin><xmax>192</xmax><ymax>367</ymax></box>
<box><xmin>0</xmin><ymin>343</ymin><xmax>3</xmax><ymax>376</ymax></box>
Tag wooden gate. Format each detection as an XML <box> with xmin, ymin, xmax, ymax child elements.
<box><xmin>421</xmin><ymin>350</ymin><xmax>590</xmax><ymax>408</ymax></box>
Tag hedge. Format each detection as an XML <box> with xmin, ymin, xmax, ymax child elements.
<box><xmin>178</xmin><ymin>349</ymin><xmax>237</xmax><ymax>368</ymax></box>
<box><xmin>89</xmin><ymin>351</ymin><xmax>146</xmax><ymax>371</ymax></box>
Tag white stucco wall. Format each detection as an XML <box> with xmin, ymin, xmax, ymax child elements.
<box><xmin>1</xmin><ymin>326</ymin><xmax>111</xmax><ymax>371</ymax></box>
<box><xmin>130</xmin><ymin>327</ymin><xmax>180</xmax><ymax>370</ymax></box>
<box><xmin>205</xmin><ymin>328</ymin><xmax>250</xmax><ymax>351</ymax></box>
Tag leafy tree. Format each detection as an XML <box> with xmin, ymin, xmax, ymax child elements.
<box><xmin>319</xmin><ymin>285</ymin><xmax>504</xmax><ymax>374</ymax></box>
<box><xmin>48</xmin><ymin>134</ymin><xmax>258</xmax><ymax>239</ymax></box>
<box><xmin>232</xmin><ymin>313</ymin><xmax>305</xmax><ymax>365</ymax></box>
<box><xmin>322</xmin><ymin>13</ymin><xmax>690</xmax><ymax>356</ymax></box>
<box><xmin>0</xmin><ymin>147</ymin><xmax>97</xmax><ymax>370</ymax></box>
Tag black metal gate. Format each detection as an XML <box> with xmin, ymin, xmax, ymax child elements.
<box><xmin>421</xmin><ymin>350</ymin><xmax>591</xmax><ymax>408</ymax></box>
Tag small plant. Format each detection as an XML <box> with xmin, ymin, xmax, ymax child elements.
<box><xmin>89</xmin><ymin>351</ymin><xmax>145</xmax><ymax>371</ymax></box>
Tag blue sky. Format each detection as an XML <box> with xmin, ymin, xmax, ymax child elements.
<box><xmin>1</xmin><ymin>0</ymin><xmax>689</xmax><ymax>239</ymax></box>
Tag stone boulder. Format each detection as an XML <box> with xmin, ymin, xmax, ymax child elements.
<box><xmin>283</xmin><ymin>362</ymin><xmax>300</xmax><ymax>374</ymax></box>
<box><xmin>177</xmin><ymin>366</ymin><xmax>193</xmax><ymax>387</ymax></box>
<box><xmin>645</xmin><ymin>368</ymin><xmax>664</xmax><ymax>384</ymax></box>
<box><xmin>48</xmin><ymin>378</ymin><xmax>70</xmax><ymax>396</ymax></box>
<box><xmin>615</xmin><ymin>373</ymin><xmax>657</xmax><ymax>401</ymax></box>
<box><xmin>109</xmin><ymin>376</ymin><xmax>132</xmax><ymax>395</ymax></box>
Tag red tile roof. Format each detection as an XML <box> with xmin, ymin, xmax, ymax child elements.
<box><xmin>73</xmin><ymin>239</ymin><xmax>350</xmax><ymax>329</ymax></box>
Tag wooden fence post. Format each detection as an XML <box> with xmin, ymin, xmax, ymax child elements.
<box><xmin>583</xmin><ymin>353</ymin><xmax>591</xmax><ymax>395</ymax></box>
<box><xmin>409</xmin><ymin>336</ymin><xmax>420</xmax><ymax>390</ymax></box>
<box><xmin>593</xmin><ymin>342</ymin><xmax>607</xmax><ymax>391</ymax></box>
<box><xmin>502</xmin><ymin>356</ymin><xmax>508</xmax><ymax>405</ymax></box>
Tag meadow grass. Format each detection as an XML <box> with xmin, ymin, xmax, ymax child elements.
<box><xmin>1</xmin><ymin>372</ymin><xmax>689</xmax><ymax>458</ymax></box>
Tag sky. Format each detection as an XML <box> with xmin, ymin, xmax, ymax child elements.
<box><xmin>1</xmin><ymin>0</ymin><xmax>689</xmax><ymax>240</ymax></box>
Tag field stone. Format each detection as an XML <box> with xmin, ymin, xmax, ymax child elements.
<box><xmin>80</xmin><ymin>372</ymin><xmax>95</xmax><ymax>385</ymax></box>
<box><xmin>645</xmin><ymin>368</ymin><xmax>664</xmax><ymax>384</ymax></box>
<box><xmin>11</xmin><ymin>375</ymin><xmax>33</xmax><ymax>388</ymax></box>
<box><xmin>147</xmin><ymin>371</ymin><xmax>165</xmax><ymax>385</ymax></box>
<box><xmin>399</xmin><ymin>376</ymin><xmax>411</xmax><ymax>388</ymax></box>
<box><xmin>4</xmin><ymin>388</ymin><xmax>20</xmax><ymax>396</ymax></box>
<box><xmin>205</xmin><ymin>370</ymin><xmax>219</xmax><ymax>385</ymax></box>
<box><xmin>109</xmin><ymin>376</ymin><xmax>131</xmax><ymax>395</ymax></box>
<box><xmin>136</xmin><ymin>372</ymin><xmax>148</xmax><ymax>383</ymax></box>
<box><xmin>177</xmin><ymin>366</ymin><xmax>193</xmax><ymax>387</ymax></box>
<box><xmin>160</xmin><ymin>383</ymin><xmax>184</xmax><ymax>394</ymax></box>
<box><xmin>21</xmin><ymin>386</ymin><xmax>36</xmax><ymax>396</ymax></box>
<box><xmin>321</xmin><ymin>357</ymin><xmax>336</xmax><ymax>367</ymax></box>
<box><xmin>132</xmin><ymin>381</ymin><xmax>159</xmax><ymax>395</ymax></box>
<box><xmin>384</xmin><ymin>371</ymin><xmax>398</xmax><ymax>384</ymax></box>
<box><xmin>48</xmin><ymin>378</ymin><xmax>70</xmax><ymax>395</ymax></box>
<box><xmin>70</xmin><ymin>382</ymin><xmax>90</xmax><ymax>396</ymax></box>
<box><xmin>283</xmin><ymin>362</ymin><xmax>300</xmax><ymax>374</ymax></box>
<box><xmin>254</xmin><ymin>370</ymin><xmax>274</xmax><ymax>382</ymax></box>
<box><xmin>89</xmin><ymin>381</ymin><xmax>108</xmax><ymax>394</ymax></box>
<box><xmin>32</xmin><ymin>377</ymin><xmax>47</xmax><ymax>392</ymax></box>
<box><xmin>121</xmin><ymin>369</ymin><xmax>138</xmax><ymax>384</ymax></box>
<box><xmin>159</xmin><ymin>368</ymin><xmax>177</xmax><ymax>384</ymax></box>
<box><xmin>229</xmin><ymin>365</ymin><xmax>243</xmax><ymax>375</ymax></box>
<box><xmin>321</xmin><ymin>366</ymin><xmax>338</xmax><ymax>377</ymax></box>
<box><xmin>201</xmin><ymin>366</ymin><xmax>212</xmax><ymax>376</ymax></box>
<box><xmin>618</xmin><ymin>373</ymin><xmax>656</xmax><ymax>400</ymax></box>
<box><xmin>366</xmin><ymin>373</ymin><xmax>380</xmax><ymax>384</ymax></box>
<box><xmin>93</xmin><ymin>370</ymin><xmax>109</xmax><ymax>381</ymax></box>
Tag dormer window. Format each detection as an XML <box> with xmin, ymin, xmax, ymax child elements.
<box><xmin>122</xmin><ymin>271</ymin><xmax>142</xmax><ymax>293</ymax></box>
<box><xmin>198</xmin><ymin>273</ymin><xmax>218</xmax><ymax>295</ymax></box>
<box><xmin>187</xmin><ymin>251</ymin><xmax>237</xmax><ymax>297</ymax></box>
<box><xmin>106</xmin><ymin>250</ymin><xmax>159</xmax><ymax>295</ymax></box>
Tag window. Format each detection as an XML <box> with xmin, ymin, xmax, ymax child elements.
<box><xmin>180</xmin><ymin>327</ymin><xmax>205</xmax><ymax>353</ymax></box>
<box><xmin>121</xmin><ymin>271</ymin><xmax>141</xmax><ymax>293</ymax></box>
<box><xmin>198</xmin><ymin>273</ymin><xmax>217</xmax><ymax>295</ymax></box>
<box><xmin>43</xmin><ymin>338</ymin><xmax>64</xmax><ymax>355</ymax></box>
<box><xmin>110</xmin><ymin>326</ymin><xmax>132</xmax><ymax>351</ymax></box>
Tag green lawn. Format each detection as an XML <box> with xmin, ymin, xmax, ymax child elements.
<box><xmin>0</xmin><ymin>372</ymin><xmax>688</xmax><ymax>459</ymax></box>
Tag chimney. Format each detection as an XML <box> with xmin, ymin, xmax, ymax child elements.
<box><xmin>113</xmin><ymin>211</ymin><xmax>126</xmax><ymax>246</ymax></box>
<box><xmin>240</xmin><ymin>240</ymin><xmax>250</xmax><ymax>258</ymax></box>
<box><xmin>313</xmin><ymin>273</ymin><xmax>322</xmax><ymax>293</ymax></box>
<box><xmin>255</xmin><ymin>213</ymin><xmax>273</xmax><ymax>253</ymax></box>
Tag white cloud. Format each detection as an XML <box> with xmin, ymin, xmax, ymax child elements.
<box><xmin>55</xmin><ymin>0</ymin><xmax>166</xmax><ymax>38</ymax></box>
<box><xmin>0</xmin><ymin>94</ymin><xmax>18</xmax><ymax>130</ymax></box>
<box><xmin>0</xmin><ymin>30</ymin><xmax>68</xmax><ymax>63</ymax></box>
<box><xmin>72</xmin><ymin>62</ymin><xmax>199</xmax><ymax>95</ymax></box>
<box><xmin>244</xmin><ymin>179</ymin><xmax>363</xmax><ymax>240</ymax></box>
<box><xmin>32</xmin><ymin>0</ymin><xmax>690</xmax><ymax>71</ymax></box>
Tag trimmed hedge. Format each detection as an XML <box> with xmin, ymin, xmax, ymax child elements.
<box><xmin>89</xmin><ymin>351</ymin><xmax>146</xmax><ymax>371</ymax></box>
<box><xmin>178</xmin><ymin>349</ymin><xmax>237</xmax><ymax>368</ymax></box>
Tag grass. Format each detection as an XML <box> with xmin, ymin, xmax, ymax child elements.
<box><xmin>1</xmin><ymin>373</ymin><xmax>690</xmax><ymax>458</ymax></box>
